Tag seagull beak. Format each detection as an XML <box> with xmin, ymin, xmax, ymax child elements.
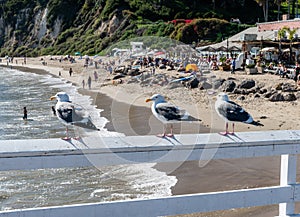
<box><xmin>145</xmin><ymin>98</ymin><xmax>152</xmax><ymax>102</ymax></box>
<box><xmin>50</xmin><ymin>96</ymin><xmax>56</xmax><ymax>100</ymax></box>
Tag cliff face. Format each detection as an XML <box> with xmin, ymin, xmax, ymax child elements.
<box><xmin>0</xmin><ymin>0</ymin><xmax>131</xmax><ymax>56</ymax></box>
<box><xmin>0</xmin><ymin>0</ymin><xmax>259</xmax><ymax>56</ymax></box>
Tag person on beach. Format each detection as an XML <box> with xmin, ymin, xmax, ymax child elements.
<box><xmin>152</xmin><ymin>67</ymin><xmax>155</xmax><ymax>75</ymax></box>
<box><xmin>280</xmin><ymin>65</ymin><xmax>288</xmax><ymax>78</ymax></box>
<box><xmin>88</xmin><ymin>76</ymin><xmax>92</xmax><ymax>89</ymax></box>
<box><xmin>69</xmin><ymin>68</ymin><xmax>73</xmax><ymax>76</ymax></box>
<box><xmin>108</xmin><ymin>65</ymin><xmax>113</xmax><ymax>74</ymax></box>
<box><xmin>294</xmin><ymin>63</ymin><xmax>300</xmax><ymax>83</ymax></box>
<box><xmin>231</xmin><ymin>58</ymin><xmax>236</xmax><ymax>74</ymax></box>
<box><xmin>23</xmin><ymin>107</ymin><xmax>27</xmax><ymax>120</ymax></box>
<box><xmin>94</xmin><ymin>71</ymin><xmax>98</xmax><ymax>81</ymax></box>
<box><xmin>82</xmin><ymin>79</ymin><xmax>85</xmax><ymax>89</ymax></box>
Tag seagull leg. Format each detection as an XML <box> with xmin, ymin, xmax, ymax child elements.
<box><xmin>229</xmin><ymin>123</ymin><xmax>235</xmax><ymax>135</ymax></box>
<box><xmin>219</xmin><ymin>123</ymin><xmax>229</xmax><ymax>136</ymax></box>
<box><xmin>157</xmin><ymin>125</ymin><xmax>166</xmax><ymax>138</ymax></box>
<box><xmin>62</xmin><ymin>126</ymin><xmax>71</xmax><ymax>140</ymax></box>
<box><xmin>166</xmin><ymin>124</ymin><xmax>174</xmax><ymax>137</ymax></box>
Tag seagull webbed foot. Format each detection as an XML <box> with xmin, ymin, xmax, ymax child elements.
<box><xmin>73</xmin><ymin>136</ymin><xmax>81</xmax><ymax>140</ymax></box>
<box><xmin>219</xmin><ymin>132</ymin><xmax>229</xmax><ymax>136</ymax></box>
<box><xmin>61</xmin><ymin>137</ymin><xmax>72</xmax><ymax>141</ymax></box>
<box><xmin>156</xmin><ymin>134</ymin><xmax>166</xmax><ymax>138</ymax></box>
<box><xmin>166</xmin><ymin>133</ymin><xmax>174</xmax><ymax>138</ymax></box>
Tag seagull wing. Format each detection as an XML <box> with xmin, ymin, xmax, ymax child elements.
<box><xmin>56</xmin><ymin>102</ymin><xmax>75</xmax><ymax>124</ymax></box>
<box><xmin>155</xmin><ymin>102</ymin><xmax>185</xmax><ymax>121</ymax></box>
<box><xmin>56</xmin><ymin>102</ymin><xmax>99</xmax><ymax>130</ymax></box>
<box><xmin>217</xmin><ymin>100</ymin><xmax>251</xmax><ymax>123</ymax></box>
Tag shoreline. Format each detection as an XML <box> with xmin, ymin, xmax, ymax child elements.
<box><xmin>1</xmin><ymin>57</ymin><xmax>300</xmax><ymax>216</ymax></box>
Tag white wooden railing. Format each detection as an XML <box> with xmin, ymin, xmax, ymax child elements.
<box><xmin>0</xmin><ymin>130</ymin><xmax>300</xmax><ymax>217</ymax></box>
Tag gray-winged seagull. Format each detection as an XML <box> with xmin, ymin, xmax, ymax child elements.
<box><xmin>215</xmin><ymin>92</ymin><xmax>263</xmax><ymax>135</ymax></box>
<box><xmin>50</xmin><ymin>92</ymin><xmax>99</xmax><ymax>140</ymax></box>
<box><xmin>146</xmin><ymin>94</ymin><xmax>200</xmax><ymax>137</ymax></box>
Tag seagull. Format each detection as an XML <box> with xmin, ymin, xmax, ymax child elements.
<box><xmin>50</xmin><ymin>92</ymin><xmax>99</xmax><ymax>140</ymax></box>
<box><xmin>146</xmin><ymin>94</ymin><xmax>199</xmax><ymax>137</ymax></box>
<box><xmin>215</xmin><ymin>92</ymin><xmax>263</xmax><ymax>135</ymax></box>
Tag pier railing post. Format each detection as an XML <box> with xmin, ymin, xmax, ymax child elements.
<box><xmin>278</xmin><ymin>154</ymin><xmax>297</xmax><ymax>216</ymax></box>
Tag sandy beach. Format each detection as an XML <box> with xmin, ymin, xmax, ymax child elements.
<box><xmin>2</xmin><ymin>56</ymin><xmax>300</xmax><ymax>216</ymax></box>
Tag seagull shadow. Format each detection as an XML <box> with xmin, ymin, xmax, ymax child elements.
<box><xmin>60</xmin><ymin>138</ymin><xmax>80</xmax><ymax>149</ymax></box>
<box><xmin>169</xmin><ymin>135</ymin><xmax>184</xmax><ymax>145</ymax></box>
<box><xmin>73</xmin><ymin>137</ymin><xmax>91</xmax><ymax>148</ymax></box>
<box><xmin>158</xmin><ymin>136</ymin><xmax>178</xmax><ymax>146</ymax></box>
<box><xmin>228</xmin><ymin>133</ymin><xmax>245</xmax><ymax>142</ymax></box>
<box><xmin>218</xmin><ymin>133</ymin><xmax>245</xmax><ymax>143</ymax></box>
<box><xmin>61</xmin><ymin>137</ymin><xmax>90</xmax><ymax>149</ymax></box>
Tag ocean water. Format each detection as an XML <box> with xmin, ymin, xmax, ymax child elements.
<box><xmin>0</xmin><ymin>67</ymin><xmax>177</xmax><ymax>210</ymax></box>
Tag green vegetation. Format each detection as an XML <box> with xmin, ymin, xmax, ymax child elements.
<box><xmin>0</xmin><ymin>0</ymin><xmax>297</xmax><ymax>57</ymax></box>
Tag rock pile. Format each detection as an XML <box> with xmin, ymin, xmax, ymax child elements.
<box><xmin>180</xmin><ymin>76</ymin><xmax>299</xmax><ymax>102</ymax></box>
<box><xmin>114</xmin><ymin>66</ymin><xmax>300</xmax><ymax>102</ymax></box>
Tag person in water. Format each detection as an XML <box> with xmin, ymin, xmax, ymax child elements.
<box><xmin>23</xmin><ymin>107</ymin><xmax>28</xmax><ymax>120</ymax></box>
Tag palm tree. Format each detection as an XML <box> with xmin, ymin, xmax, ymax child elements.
<box><xmin>282</xmin><ymin>26</ymin><xmax>298</xmax><ymax>62</ymax></box>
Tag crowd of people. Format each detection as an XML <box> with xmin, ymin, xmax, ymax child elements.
<box><xmin>45</xmin><ymin>50</ymin><xmax>300</xmax><ymax>91</ymax></box>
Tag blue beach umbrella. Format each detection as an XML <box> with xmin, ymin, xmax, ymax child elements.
<box><xmin>75</xmin><ymin>52</ymin><xmax>81</xmax><ymax>56</ymax></box>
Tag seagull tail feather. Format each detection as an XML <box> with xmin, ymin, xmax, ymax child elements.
<box><xmin>250</xmin><ymin>121</ymin><xmax>264</xmax><ymax>127</ymax></box>
<box><xmin>72</xmin><ymin>121</ymin><xmax>100</xmax><ymax>131</ymax></box>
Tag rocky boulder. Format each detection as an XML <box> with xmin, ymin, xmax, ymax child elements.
<box><xmin>237</xmin><ymin>95</ymin><xmax>246</xmax><ymax>101</ymax></box>
<box><xmin>127</xmin><ymin>69</ymin><xmax>141</xmax><ymax>76</ymax></box>
<box><xmin>222</xmin><ymin>80</ymin><xmax>236</xmax><ymax>92</ymax></box>
<box><xmin>259</xmin><ymin>88</ymin><xmax>268</xmax><ymax>94</ymax></box>
<box><xmin>238</xmin><ymin>79</ymin><xmax>256</xmax><ymax>89</ymax></box>
<box><xmin>274</xmin><ymin>83</ymin><xmax>283</xmax><ymax>90</ymax></box>
<box><xmin>185</xmin><ymin>78</ymin><xmax>199</xmax><ymax>89</ymax></box>
<box><xmin>212</xmin><ymin>79</ymin><xmax>225</xmax><ymax>89</ymax></box>
<box><xmin>284</xmin><ymin>93</ymin><xmax>297</xmax><ymax>101</ymax></box>
<box><xmin>159</xmin><ymin>64</ymin><xmax>166</xmax><ymax>69</ymax></box>
<box><xmin>269</xmin><ymin>92</ymin><xmax>284</xmax><ymax>101</ymax></box>
<box><xmin>282</xmin><ymin>83</ymin><xmax>297</xmax><ymax>92</ymax></box>
<box><xmin>199</xmin><ymin>81</ymin><xmax>212</xmax><ymax>90</ymax></box>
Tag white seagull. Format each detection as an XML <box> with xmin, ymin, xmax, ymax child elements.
<box><xmin>146</xmin><ymin>94</ymin><xmax>199</xmax><ymax>137</ymax></box>
<box><xmin>50</xmin><ymin>92</ymin><xmax>99</xmax><ymax>140</ymax></box>
<box><xmin>215</xmin><ymin>92</ymin><xmax>263</xmax><ymax>135</ymax></box>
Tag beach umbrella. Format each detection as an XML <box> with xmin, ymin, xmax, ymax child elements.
<box><xmin>185</xmin><ymin>63</ymin><xmax>198</xmax><ymax>72</ymax></box>
<box><xmin>75</xmin><ymin>52</ymin><xmax>81</xmax><ymax>56</ymax></box>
